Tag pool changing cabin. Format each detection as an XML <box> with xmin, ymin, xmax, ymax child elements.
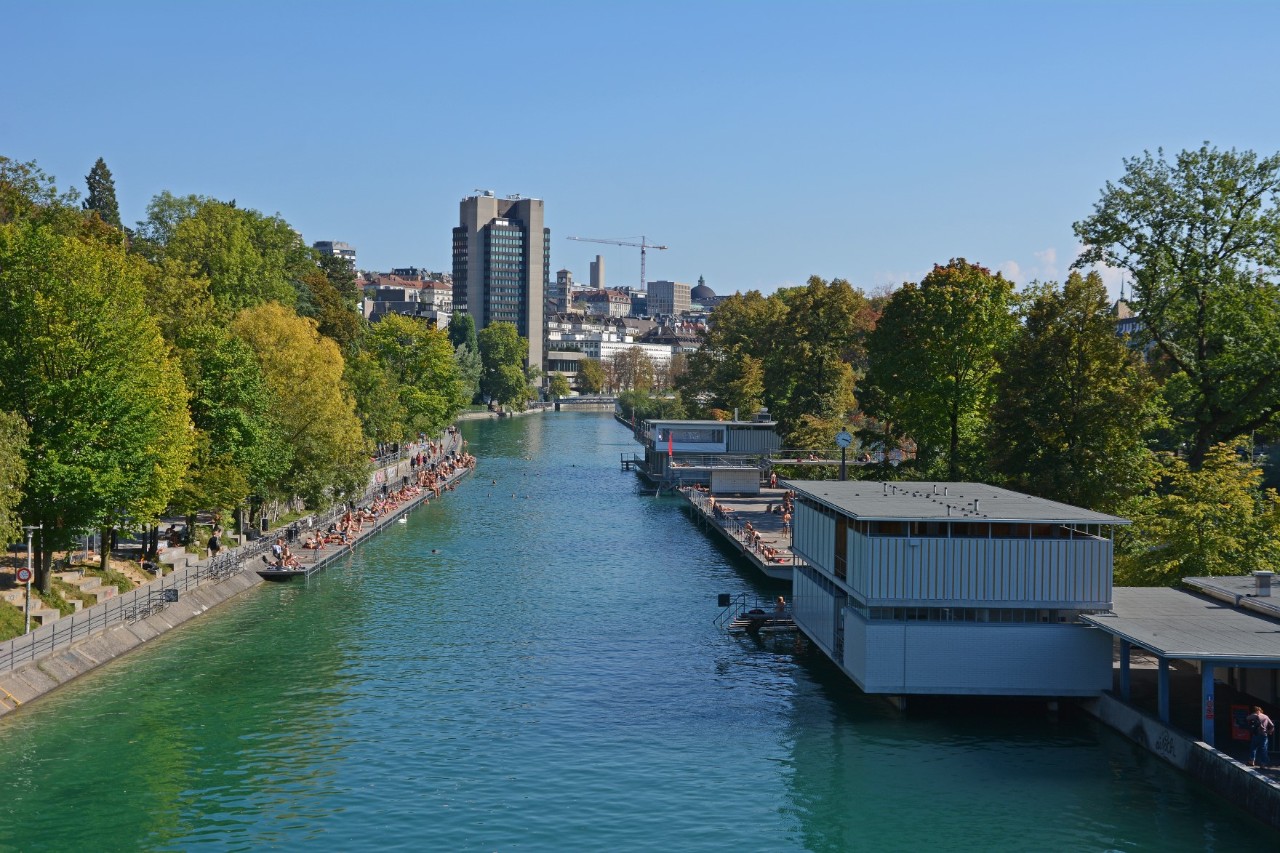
<box><xmin>786</xmin><ymin>481</ymin><xmax>1129</xmax><ymax>697</ymax></box>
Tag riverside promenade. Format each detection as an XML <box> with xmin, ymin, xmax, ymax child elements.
<box><xmin>0</xmin><ymin>431</ymin><xmax>474</xmax><ymax>718</ymax></box>
<box><xmin>681</xmin><ymin>486</ymin><xmax>798</xmax><ymax>582</ymax></box>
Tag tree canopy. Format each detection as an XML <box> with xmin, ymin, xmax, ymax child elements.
<box><xmin>863</xmin><ymin>259</ymin><xmax>1016</xmax><ymax>480</ymax></box>
<box><xmin>478</xmin><ymin>322</ymin><xmax>531</xmax><ymax>408</ymax></box>
<box><xmin>0</xmin><ymin>221</ymin><xmax>193</xmax><ymax>584</ymax></box>
<box><xmin>364</xmin><ymin>314</ymin><xmax>468</xmax><ymax>436</ymax></box>
<box><xmin>1116</xmin><ymin>444</ymin><xmax>1280</xmax><ymax>585</ymax></box>
<box><xmin>83</xmin><ymin>157</ymin><xmax>122</xmax><ymax>229</ymax></box>
<box><xmin>231</xmin><ymin>303</ymin><xmax>367</xmax><ymax>503</ymax></box>
<box><xmin>989</xmin><ymin>271</ymin><xmax>1159</xmax><ymax>510</ymax></box>
<box><xmin>1075</xmin><ymin>144</ymin><xmax>1280</xmax><ymax>468</ymax></box>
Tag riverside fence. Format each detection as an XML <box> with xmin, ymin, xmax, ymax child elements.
<box><xmin>0</xmin><ymin>432</ymin><xmax>465</xmax><ymax>677</ymax></box>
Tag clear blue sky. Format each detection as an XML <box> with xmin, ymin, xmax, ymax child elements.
<box><xmin>6</xmin><ymin>1</ymin><xmax>1277</xmax><ymax>299</ymax></box>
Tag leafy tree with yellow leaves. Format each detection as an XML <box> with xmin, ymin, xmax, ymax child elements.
<box><xmin>231</xmin><ymin>303</ymin><xmax>368</xmax><ymax>505</ymax></box>
<box><xmin>1116</xmin><ymin>444</ymin><xmax>1280</xmax><ymax>586</ymax></box>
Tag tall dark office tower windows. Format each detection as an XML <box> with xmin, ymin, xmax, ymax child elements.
<box><xmin>451</xmin><ymin>193</ymin><xmax>547</xmax><ymax>370</ymax></box>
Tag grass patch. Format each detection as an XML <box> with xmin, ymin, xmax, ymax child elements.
<box><xmin>52</xmin><ymin>578</ymin><xmax>97</xmax><ymax>612</ymax></box>
<box><xmin>81</xmin><ymin>565</ymin><xmax>137</xmax><ymax>594</ymax></box>
<box><xmin>0</xmin><ymin>602</ymin><xmax>28</xmax><ymax>641</ymax></box>
<box><xmin>37</xmin><ymin>585</ymin><xmax>75</xmax><ymax>617</ymax></box>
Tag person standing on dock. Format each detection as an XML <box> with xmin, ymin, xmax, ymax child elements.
<box><xmin>1247</xmin><ymin>706</ymin><xmax>1274</xmax><ymax>767</ymax></box>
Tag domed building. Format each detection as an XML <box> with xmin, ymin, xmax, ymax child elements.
<box><xmin>690</xmin><ymin>275</ymin><xmax>718</xmax><ymax>308</ymax></box>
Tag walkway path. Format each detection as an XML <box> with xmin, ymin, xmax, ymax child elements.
<box><xmin>681</xmin><ymin>486</ymin><xmax>798</xmax><ymax>581</ymax></box>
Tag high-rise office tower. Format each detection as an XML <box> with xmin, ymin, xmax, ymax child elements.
<box><xmin>452</xmin><ymin>192</ymin><xmax>549</xmax><ymax>369</ymax></box>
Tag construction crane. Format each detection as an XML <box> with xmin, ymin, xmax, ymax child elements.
<box><xmin>566</xmin><ymin>235</ymin><xmax>668</xmax><ymax>290</ymax></box>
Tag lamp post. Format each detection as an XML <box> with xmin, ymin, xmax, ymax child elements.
<box><xmin>22</xmin><ymin>524</ymin><xmax>41</xmax><ymax>634</ymax></box>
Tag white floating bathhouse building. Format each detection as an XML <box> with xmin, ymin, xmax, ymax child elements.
<box><xmin>786</xmin><ymin>481</ymin><xmax>1128</xmax><ymax>697</ymax></box>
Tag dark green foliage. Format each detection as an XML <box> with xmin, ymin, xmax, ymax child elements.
<box><xmin>863</xmin><ymin>259</ymin><xmax>1016</xmax><ymax>481</ymax></box>
<box><xmin>989</xmin><ymin>272</ymin><xmax>1159</xmax><ymax>510</ymax></box>
<box><xmin>448</xmin><ymin>312</ymin><xmax>478</xmax><ymax>352</ymax></box>
<box><xmin>477</xmin><ymin>322</ymin><xmax>530</xmax><ymax>408</ymax></box>
<box><xmin>83</xmin><ymin>157</ymin><xmax>122</xmax><ymax>229</ymax></box>
<box><xmin>1075</xmin><ymin>144</ymin><xmax>1280</xmax><ymax>468</ymax></box>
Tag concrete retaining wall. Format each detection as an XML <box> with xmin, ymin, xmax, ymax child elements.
<box><xmin>0</xmin><ymin>569</ymin><xmax>262</xmax><ymax>716</ymax></box>
<box><xmin>1084</xmin><ymin>692</ymin><xmax>1280</xmax><ymax>829</ymax></box>
<box><xmin>0</xmin><ymin>435</ymin><xmax>473</xmax><ymax>720</ymax></box>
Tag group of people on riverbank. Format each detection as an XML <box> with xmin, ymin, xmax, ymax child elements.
<box><xmin>684</xmin><ymin>484</ymin><xmax>794</xmax><ymax>565</ymax></box>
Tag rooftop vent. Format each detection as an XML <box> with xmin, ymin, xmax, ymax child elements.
<box><xmin>1255</xmin><ymin>571</ymin><xmax>1274</xmax><ymax>598</ymax></box>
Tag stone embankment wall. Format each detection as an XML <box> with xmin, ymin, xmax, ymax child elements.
<box><xmin>0</xmin><ymin>570</ymin><xmax>262</xmax><ymax>715</ymax></box>
<box><xmin>1083</xmin><ymin>693</ymin><xmax>1280</xmax><ymax>829</ymax></box>
<box><xmin>0</xmin><ymin>435</ymin><xmax>471</xmax><ymax>719</ymax></box>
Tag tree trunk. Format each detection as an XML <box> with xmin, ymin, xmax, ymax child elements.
<box><xmin>948</xmin><ymin>405</ymin><xmax>961</xmax><ymax>482</ymax></box>
<box><xmin>100</xmin><ymin>526</ymin><xmax>112</xmax><ymax>573</ymax></box>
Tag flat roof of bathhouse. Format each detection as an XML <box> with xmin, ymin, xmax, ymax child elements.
<box><xmin>782</xmin><ymin>481</ymin><xmax>1130</xmax><ymax>526</ymax></box>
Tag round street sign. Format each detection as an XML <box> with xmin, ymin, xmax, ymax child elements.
<box><xmin>15</xmin><ymin>567</ymin><xmax>32</xmax><ymax>583</ymax></box>
<box><xmin>835</xmin><ymin>430</ymin><xmax>853</xmax><ymax>449</ymax></box>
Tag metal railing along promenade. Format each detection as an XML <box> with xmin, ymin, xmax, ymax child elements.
<box><xmin>0</xmin><ymin>433</ymin><xmax>465</xmax><ymax>677</ymax></box>
<box><xmin>0</xmin><ymin>534</ymin><xmax>275</xmax><ymax>676</ymax></box>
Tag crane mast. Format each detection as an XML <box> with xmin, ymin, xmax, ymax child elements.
<box><xmin>565</xmin><ymin>235</ymin><xmax>669</xmax><ymax>290</ymax></box>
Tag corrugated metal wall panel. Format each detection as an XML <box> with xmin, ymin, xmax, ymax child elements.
<box><xmin>794</xmin><ymin>569</ymin><xmax>837</xmax><ymax>656</ymax></box>
<box><xmin>851</xmin><ymin>534</ymin><xmax>1112</xmax><ymax>607</ymax></box>
<box><xmin>711</xmin><ymin>469</ymin><xmax>759</xmax><ymax>495</ymax></box>
<box><xmin>726</xmin><ymin>429</ymin><xmax>782</xmax><ymax>453</ymax></box>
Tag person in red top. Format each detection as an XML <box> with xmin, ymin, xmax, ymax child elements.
<box><xmin>1247</xmin><ymin>705</ymin><xmax>1274</xmax><ymax>767</ymax></box>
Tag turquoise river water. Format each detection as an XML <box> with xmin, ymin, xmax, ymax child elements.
<box><xmin>0</xmin><ymin>413</ymin><xmax>1275</xmax><ymax>851</ymax></box>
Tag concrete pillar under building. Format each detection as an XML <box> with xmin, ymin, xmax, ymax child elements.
<box><xmin>1158</xmin><ymin>658</ymin><xmax>1171</xmax><ymax>723</ymax></box>
<box><xmin>1201</xmin><ymin>664</ymin><xmax>1216</xmax><ymax>745</ymax></box>
<box><xmin>1119</xmin><ymin>640</ymin><xmax>1131</xmax><ymax>701</ymax></box>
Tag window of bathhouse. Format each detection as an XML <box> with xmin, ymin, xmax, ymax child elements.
<box><xmin>658</xmin><ymin>428</ymin><xmax>723</xmax><ymax>444</ymax></box>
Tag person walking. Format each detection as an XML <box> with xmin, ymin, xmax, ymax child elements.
<box><xmin>1246</xmin><ymin>705</ymin><xmax>1274</xmax><ymax>767</ymax></box>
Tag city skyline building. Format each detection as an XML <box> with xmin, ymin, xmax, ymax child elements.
<box><xmin>313</xmin><ymin>240</ymin><xmax>356</xmax><ymax>266</ymax></box>
<box><xmin>647</xmin><ymin>280</ymin><xmax>691</xmax><ymax>317</ymax></box>
<box><xmin>589</xmin><ymin>254</ymin><xmax>605</xmax><ymax>289</ymax></box>
<box><xmin>452</xmin><ymin>192</ymin><xmax>549</xmax><ymax>370</ymax></box>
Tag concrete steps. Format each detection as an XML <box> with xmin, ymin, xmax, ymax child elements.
<box><xmin>53</xmin><ymin>572</ymin><xmax>116</xmax><ymax>604</ymax></box>
<box><xmin>0</xmin><ymin>587</ymin><xmax>63</xmax><ymax>626</ymax></box>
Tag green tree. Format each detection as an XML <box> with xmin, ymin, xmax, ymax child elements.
<box><xmin>767</xmin><ymin>277</ymin><xmax>871</xmax><ymax>435</ymax></box>
<box><xmin>454</xmin><ymin>341</ymin><xmax>483</xmax><ymax>405</ymax></box>
<box><xmin>83</xmin><ymin>157</ymin><xmax>122</xmax><ymax>229</ymax></box>
<box><xmin>1074</xmin><ymin>144</ymin><xmax>1280</xmax><ymax>468</ymax></box>
<box><xmin>1116</xmin><ymin>444</ymin><xmax>1280</xmax><ymax>585</ymax></box>
<box><xmin>606</xmin><ymin>347</ymin><xmax>656</xmax><ymax>393</ymax></box>
<box><xmin>989</xmin><ymin>271</ymin><xmax>1160</xmax><ymax>510</ymax></box>
<box><xmin>448</xmin><ymin>312</ymin><xmax>478</xmax><ymax>352</ymax></box>
<box><xmin>577</xmin><ymin>358</ymin><xmax>606</xmax><ymax>394</ymax></box>
<box><xmin>677</xmin><ymin>347</ymin><xmax>765</xmax><ymax>419</ymax></box>
<box><xmin>364</xmin><ymin>314</ymin><xmax>467</xmax><ymax>435</ymax></box>
<box><xmin>0</xmin><ymin>222</ymin><xmax>193</xmax><ymax>585</ymax></box>
<box><xmin>344</xmin><ymin>350</ymin><xmax>409</xmax><ymax>444</ymax></box>
<box><xmin>299</xmin><ymin>267</ymin><xmax>362</xmax><ymax>350</ymax></box>
<box><xmin>167</xmin><ymin>200</ymin><xmax>300</xmax><ymax>311</ymax></box>
<box><xmin>478</xmin><ymin>322</ymin><xmax>530</xmax><ymax>408</ymax></box>
<box><xmin>317</xmin><ymin>250</ymin><xmax>361</xmax><ymax>306</ymax></box>
<box><xmin>231</xmin><ymin>303</ymin><xmax>368</xmax><ymax>504</ymax></box>
<box><xmin>863</xmin><ymin>259</ymin><xmax>1016</xmax><ymax>481</ymax></box>
<box><xmin>0</xmin><ymin>412</ymin><xmax>28</xmax><ymax>548</ymax></box>
<box><xmin>176</xmin><ymin>324</ymin><xmax>288</xmax><ymax>502</ymax></box>
<box><xmin>548</xmin><ymin>373</ymin><xmax>572</xmax><ymax>398</ymax></box>
<box><xmin>0</xmin><ymin>156</ymin><xmax>80</xmax><ymax>227</ymax></box>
